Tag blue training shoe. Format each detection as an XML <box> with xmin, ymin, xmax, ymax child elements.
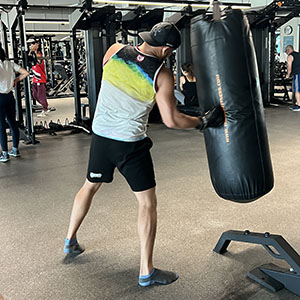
<box><xmin>139</xmin><ymin>268</ymin><xmax>179</xmax><ymax>287</ymax></box>
<box><xmin>0</xmin><ymin>152</ymin><xmax>9</xmax><ymax>163</ymax></box>
<box><xmin>8</xmin><ymin>148</ymin><xmax>20</xmax><ymax>157</ymax></box>
<box><xmin>64</xmin><ymin>238</ymin><xmax>85</xmax><ymax>255</ymax></box>
<box><xmin>289</xmin><ymin>105</ymin><xmax>298</xmax><ymax>110</ymax></box>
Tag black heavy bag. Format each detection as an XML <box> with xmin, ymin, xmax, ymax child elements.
<box><xmin>190</xmin><ymin>9</ymin><xmax>274</xmax><ymax>202</ymax></box>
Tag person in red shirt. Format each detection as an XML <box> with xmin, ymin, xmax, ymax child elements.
<box><xmin>29</xmin><ymin>41</ymin><xmax>54</xmax><ymax>117</ymax></box>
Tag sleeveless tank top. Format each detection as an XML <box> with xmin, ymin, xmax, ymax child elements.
<box><xmin>182</xmin><ymin>75</ymin><xmax>198</xmax><ymax>107</ymax></box>
<box><xmin>92</xmin><ymin>45</ymin><xmax>163</xmax><ymax>141</ymax></box>
<box><xmin>290</xmin><ymin>51</ymin><xmax>300</xmax><ymax>75</ymax></box>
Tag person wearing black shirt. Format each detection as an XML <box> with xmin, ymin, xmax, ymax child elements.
<box><xmin>286</xmin><ymin>45</ymin><xmax>300</xmax><ymax>111</ymax></box>
<box><xmin>179</xmin><ymin>63</ymin><xmax>199</xmax><ymax>107</ymax></box>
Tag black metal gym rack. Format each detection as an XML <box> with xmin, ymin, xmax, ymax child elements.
<box><xmin>247</xmin><ymin>0</ymin><xmax>300</xmax><ymax>106</ymax></box>
<box><xmin>69</xmin><ymin>1</ymin><xmax>118</xmax><ymax>124</ymax></box>
<box><xmin>69</xmin><ymin>0</ymin><xmax>166</xmax><ymax>127</ymax></box>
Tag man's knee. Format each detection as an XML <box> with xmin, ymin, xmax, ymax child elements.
<box><xmin>135</xmin><ymin>188</ymin><xmax>157</xmax><ymax>210</ymax></box>
<box><xmin>83</xmin><ymin>179</ymin><xmax>102</xmax><ymax>194</ymax></box>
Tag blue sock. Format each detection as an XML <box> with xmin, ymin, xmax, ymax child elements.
<box><xmin>12</xmin><ymin>147</ymin><xmax>18</xmax><ymax>151</ymax></box>
<box><xmin>139</xmin><ymin>269</ymin><xmax>155</xmax><ymax>280</ymax></box>
<box><xmin>138</xmin><ymin>268</ymin><xmax>179</xmax><ymax>287</ymax></box>
<box><xmin>65</xmin><ymin>237</ymin><xmax>77</xmax><ymax>246</ymax></box>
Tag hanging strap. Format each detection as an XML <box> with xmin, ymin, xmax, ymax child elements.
<box><xmin>206</xmin><ymin>0</ymin><xmax>221</xmax><ymax>21</ymax></box>
<box><xmin>213</xmin><ymin>0</ymin><xmax>221</xmax><ymax>21</ymax></box>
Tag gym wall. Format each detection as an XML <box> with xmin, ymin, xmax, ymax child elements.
<box><xmin>280</xmin><ymin>18</ymin><xmax>300</xmax><ymax>61</ymax></box>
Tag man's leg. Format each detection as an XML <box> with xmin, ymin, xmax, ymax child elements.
<box><xmin>134</xmin><ymin>187</ymin><xmax>157</xmax><ymax>276</ymax></box>
<box><xmin>64</xmin><ymin>179</ymin><xmax>102</xmax><ymax>254</ymax></box>
<box><xmin>67</xmin><ymin>179</ymin><xmax>102</xmax><ymax>239</ymax></box>
<box><xmin>294</xmin><ymin>75</ymin><xmax>300</xmax><ymax>106</ymax></box>
<box><xmin>134</xmin><ymin>187</ymin><xmax>178</xmax><ymax>286</ymax></box>
<box><xmin>295</xmin><ymin>92</ymin><xmax>300</xmax><ymax>106</ymax></box>
<box><xmin>291</xmin><ymin>75</ymin><xmax>300</xmax><ymax>110</ymax></box>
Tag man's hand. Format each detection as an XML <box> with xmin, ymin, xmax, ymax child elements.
<box><xmin>197</xmin><ymin>105</ymin><xmax>225</xmax><ymax>130</ymax></box>
<box><xmin>30</xmin><ymin>43</ymin><xmax>38</xmax><ymax>53</ymax></box>
<box><xmin>13</xmin><ymin>79</ymin><xmax>18</xmax><ymax>87</ymax></box>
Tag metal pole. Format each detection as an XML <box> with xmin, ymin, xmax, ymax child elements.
<box><xmin>0</xmin><ymin>20</ymin><xmax>9</xmax><ymax>55</ymax></box>
<box><xmin>85</xmin><ymin>28</ymin><xmax>104</xmax><ymax>120</ymax></box>
<box><xmin>71</xmin><ymin>29</ymin><xmax>82</xmax><ymax>122</ymax></box>
<box><xmin>9</xmin><ymin>19</ymin><xmax>24</xmax><ymax>125</ymax></box>
<box><xmin>19</xmin><ymin>12</ymin><xmax>36</xmax><ymax>143</ymax></box>
<box><xmin>269</xmin><ymin>29</ymin><xmax>276</xmax><ymax>103</ymax></box>
<box><xmin>48</xmin><ymin>36</ymin><xmax>55</xmax><ymax>88</ymax></box>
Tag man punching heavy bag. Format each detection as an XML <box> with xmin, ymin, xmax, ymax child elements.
<box><xmin>191</xmin><ymin>7</ymin><xmax>274</xmax><ymax>202</ymax></box>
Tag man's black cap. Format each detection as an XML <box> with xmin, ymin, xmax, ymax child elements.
<box><xmin>139</xmin><ymin>22</ymin><xmax>181</xmax><ymax>49</ymax></box>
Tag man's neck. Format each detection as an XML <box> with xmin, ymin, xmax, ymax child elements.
<box><xmin>138</xmin><ymin>43</ymin><xmax>161</xmax><ymax>59</ymax></box>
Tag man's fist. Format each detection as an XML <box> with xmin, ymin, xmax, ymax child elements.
<box><xmin>196</xmin><ymin>105</ymin><xmax>225</xmax><ymax>130</ymax></box>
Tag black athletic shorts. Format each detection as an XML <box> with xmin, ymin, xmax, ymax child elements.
<box><xmin>87</xmin><ymin>134</ymin><xmax>156</xmax><ymax>192</ymax></box>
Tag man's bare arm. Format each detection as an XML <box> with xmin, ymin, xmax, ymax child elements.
<box><xmin>155</xmin><ymin>67</ymin><xmax>200</xmax><ymax>129</ymax></box>
<box><xmin>286</xmin><ymin>55</ymin><xmax>294</xmax><ymax>78</ymax></box>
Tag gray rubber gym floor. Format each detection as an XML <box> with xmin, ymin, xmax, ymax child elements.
<box><xmin>1</xmin><ymin>103</ymin><xmax>300</xmax><ymax>300</ymax></box>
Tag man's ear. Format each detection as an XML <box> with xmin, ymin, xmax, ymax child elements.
<box><xmin>162</xmin><ymin>46</ymin><xmax>173</xmax><ymax>58</ymax></box>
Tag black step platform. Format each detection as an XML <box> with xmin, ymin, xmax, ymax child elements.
<box><xmin>214</xmin><ymin>230</ymin><xmax>300</xmax><ymax>296</ymax></box>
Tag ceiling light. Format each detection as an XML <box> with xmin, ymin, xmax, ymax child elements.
<box><xmin>60</xmin><ymin>36</ymin><xmax>70</xmax><ymax>41</ymax></box>
<box><xmin>93</xmin><ymin>0</ymin><xmax>250</xmax><ymax>9</ymax></box>
<box><xmin>26</xmin><ymin>31</ymin><xmax>71</xmax><ymax>35</ymax></box>
<box><xmin>25</xmin><ymin>21</ymin><xmax>70</xmax><ymax>25</ymax></box>
<box><xmin>94</xmin><ymin>0</ymin><xmax>202</xmax><ymax>7</ymax></box>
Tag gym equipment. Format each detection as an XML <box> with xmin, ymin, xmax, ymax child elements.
<box><xmin>273</xmin><ymin>61</ymin><xmax>293</xmax><ymax>103</ymax></box>
<box><xmin>246</xmin><ymin>0</ymin><xmax>300</xmax><ymax>106</ymax></box>
<box><xmin>32</xmin><ymin>118</ymin><xmax>89</xmax><ymax>136</ymax></box>
<box><xmin>191</xmin><ymin>8</ymin><xmax>273</xmax><ymax>202</ymax></box>
<box><xmin>214</xmin><ymin>230</ymin><xmax>300</xmax><ymax>296</ymax></box>
<box><xmin>47</xmin><ymin>60</ymin><xmax>87</xmax><ymax>98</ymax></box>
<box><xmin>49</xmin><ymin>120</ymin><xmax>64</xmax><ymax>132</ymax></box>
<box><xmin>1</xmin><ymin>0</ymin><xmax>36</xmax><ymax>144</ymax></box>
<box><xmin>70</xmin><ymin>3</ymin><xmax>118</xmax><ymax>123</ymax></box>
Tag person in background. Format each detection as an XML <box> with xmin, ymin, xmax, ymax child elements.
<box><xmin>55</xmin><ymin>46</ymin><xmax>64</xmax><ymax>60</ymax></box>
<box><xmin>0</xmin><ymin>46</ymin><xmax>29</xmax><ymax>162</ymax></box>
<box><xmin>285</xmin><ymin>45</ymin><xmax>300</xmax><ymax>111</ymax></box>
<box><xmin>179</xmin><ymin>62</ymin><xmax>199</xmax><ymax>107</ymax></box>
<box><xmin>29</xmin><ymin>40</ymin><xmax>55</xmax><ymax>117</ymax></box>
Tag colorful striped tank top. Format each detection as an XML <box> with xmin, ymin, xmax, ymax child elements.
<box><xmin>92</xmin><ymin>45</ymin><xmax>163</xmax><ymax>141</ymax></box>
